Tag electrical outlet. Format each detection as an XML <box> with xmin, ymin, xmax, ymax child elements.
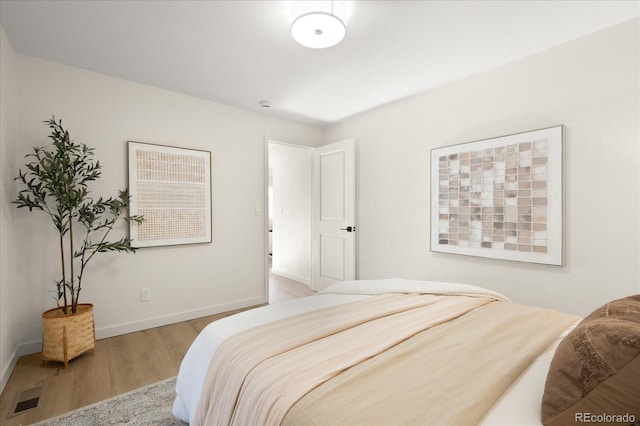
<box><xmin>140</xmin><ymin>288</ymin><xmax>151</xmax><ymax>302</ymax></box>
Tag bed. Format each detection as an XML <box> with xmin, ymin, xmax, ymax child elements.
<box><xmin>172</xmin><ymin>279</ymin><xmax>640</xmax><ymax>426</ymax></box>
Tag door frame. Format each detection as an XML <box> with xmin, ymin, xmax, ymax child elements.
<box><xmin>263</xmin><ymin>137</ymin><xmax>357</xmax><ymax>298</ymax></box>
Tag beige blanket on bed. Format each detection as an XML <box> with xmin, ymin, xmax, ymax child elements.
<box><xmin>193</xmin><ymin>293</ymin><xmax>577</xmax><ymax>426</ymax></box>
<box><xmin>284</xmin><ymin>301</ymin><xmax>578</xmax><ymax>426</ymax></box>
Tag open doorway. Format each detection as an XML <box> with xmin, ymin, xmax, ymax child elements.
<box><xmin>267</xmin><ymin>141</ymin><xmax>313</xmax><ymax>301</ymax></box>
<box><xmin>265</xmin><ymin>138</ymin><xmax>357</xmax><ymax>301</ymax></box>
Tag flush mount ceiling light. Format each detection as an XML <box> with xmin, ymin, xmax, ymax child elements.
<box><xmin>291</xmin><ymin>1</ymin><xmax>346</xmax><ymax>49</ymax></box>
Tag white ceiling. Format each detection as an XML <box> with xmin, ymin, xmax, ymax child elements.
<box><xmin>1</xmin><ymin>0</ymin><xmax>638</xmax><ymax>127</ymax></box>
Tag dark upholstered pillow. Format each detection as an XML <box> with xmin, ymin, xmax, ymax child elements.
<box><xmin>541</xmin><ymin>294</ymin><xmax>640</xmax><ymax>426</ymax></box>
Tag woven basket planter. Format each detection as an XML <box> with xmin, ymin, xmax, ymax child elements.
<box><xmin>42</xmin><ymin>303</ymin><xmax>95</xmax><ymax>367</ymax></box>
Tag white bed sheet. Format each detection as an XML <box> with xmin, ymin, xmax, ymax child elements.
<box><xmin>173</xmin><ymin>280</ymin><xmax>576</xmax><ymax>425</ymax></box>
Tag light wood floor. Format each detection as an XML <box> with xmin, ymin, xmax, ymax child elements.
<box><xmin>0</xmin><ymin>272</ymin><xmax>313</xmax><ymax>425</ymax></box>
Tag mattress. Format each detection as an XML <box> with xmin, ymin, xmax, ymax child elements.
<box><xmin>173</xmin><ymin>279</ymin><xmax>578</xmax><ymax>425</ymax></box>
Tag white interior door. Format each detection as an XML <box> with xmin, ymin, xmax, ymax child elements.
<box><xmin>312</xmin><ymin>139</ymin><xmax>356</xmax><ymax>291</ymax></box>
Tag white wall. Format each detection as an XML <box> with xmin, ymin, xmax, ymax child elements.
<box><xmin>8</xmin><ymin>54</ymin><xmax>322</xmax><ymax>367</ymax></box>
<box><xmin>269</xmin><ymin>142</ymin><xmax>313</xmax><ymax>285</ymax></box>
<box><xmin>0</xmin><ymin>25</ymin><xmax>20</xmax><ymax>391</ymax></box>
<box><xmin>325</xmin><ymin>18</ymin><xmax>640</xmax><ymax>316</ymax></box>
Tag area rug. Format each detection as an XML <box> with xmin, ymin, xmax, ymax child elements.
<box><xmin>33</xmin><ymin>376</ymin><xmax>186</xmax><ymax>426</ymax></box>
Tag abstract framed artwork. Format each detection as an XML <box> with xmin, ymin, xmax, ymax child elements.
<box><xmin>128</xmin><ymin>141</ymin><xmax>212</xmax><ymax>247</ymax></box>
<box><xmin>430</xmin><ymin>126</ymin><xmax>563</xmax><ymax>265</ymax></box>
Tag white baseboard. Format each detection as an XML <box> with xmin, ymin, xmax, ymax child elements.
<box><xmin>0</xmin><ymin>295</ymin><xmax>268</xmax><ymax>394</ymax></box>
<box><xmin>1</xmin><ymin>339</ymin><xmax>41</xmax><ymax>394</ymax></box>
<box><xmin>95</xmin><ymin>296</ymin><xmax>267</xmax><ymax>340</ymax></box>
<box><xmin>1</xmin><ymin>351</ymin><xmax>17</xmax><ymax>394</ymax></box>
<box><xmin>270</xmin><ymin>269</ymin><xmax>311</xmax><ymax>287</ymax></box>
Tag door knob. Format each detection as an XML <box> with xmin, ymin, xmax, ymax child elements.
<box><xmin>340</xmin><ymin>226</ymin><xmax>355</xmax><ymax>232</ymax></box>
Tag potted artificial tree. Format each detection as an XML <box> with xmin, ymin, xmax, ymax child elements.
<box><xmin>14</xmin><ymin>116</ymin><xmax>142</xmax><ymax>367</ymax></box>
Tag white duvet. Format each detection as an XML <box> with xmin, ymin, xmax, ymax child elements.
<box><xmin>173</xmin><ymin>279</ymin><xmax>578</xmax><ymax>425</ymax></box>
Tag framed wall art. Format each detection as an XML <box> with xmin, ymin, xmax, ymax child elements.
<box><xmin>128</xmin><ymin>141</ymin><xmax>212</xmax><ymax>247</ymax></box>
<box><xmin>430</xmin><ymin>126</ymin><xmax>563</xmax><ymax>265</ymax></box>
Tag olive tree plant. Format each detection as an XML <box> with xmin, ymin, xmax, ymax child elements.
<box><xmin>14</xmin><ymin>116</ymin><xmax>143</xmax><ymax>314</ymax></box>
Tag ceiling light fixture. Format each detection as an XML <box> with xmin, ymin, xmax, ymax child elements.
<box><xmin>291</xmin><ymin>1</ymin><xmax>346</xmax><ymax>49</ymax></box>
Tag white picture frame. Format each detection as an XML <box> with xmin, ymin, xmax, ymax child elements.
<box><xmin>128</xmin><ymin>141</ymin><xmax>212</xmax><ymax>247</ymax></box>
<box><xmin>430</xmin><ymin>126</ymin><xmax>563</xmax><ymax>265</ymax></box>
